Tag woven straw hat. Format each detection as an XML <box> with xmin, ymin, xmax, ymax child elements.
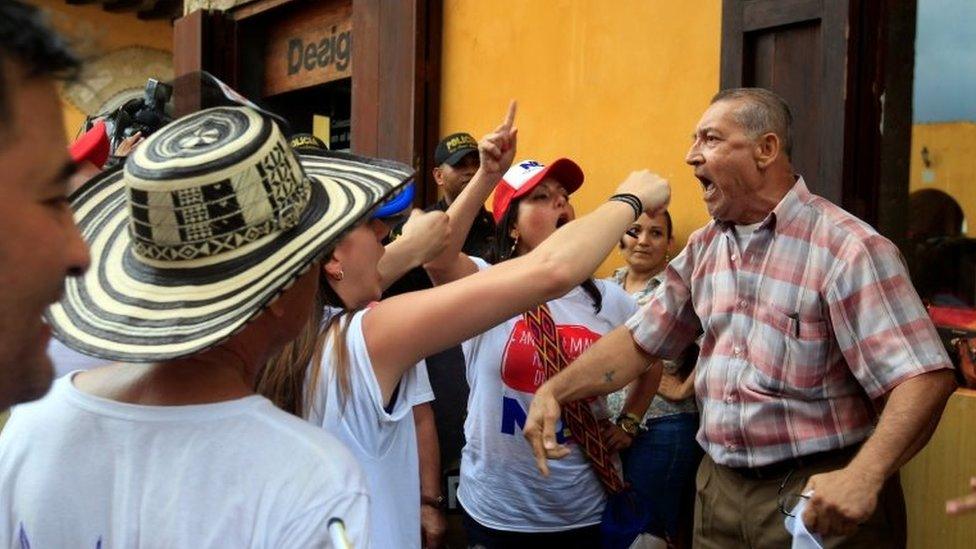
<box><xmin>47</xmin><ymin>106</ymin><xmax>410</xmax><ymax>361</ymax></box>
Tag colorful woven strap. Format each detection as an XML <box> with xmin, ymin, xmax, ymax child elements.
<box><xmin>523</xmin><ymin>304</ymin><xmax>627</xmax><ymax>494</ymax></box>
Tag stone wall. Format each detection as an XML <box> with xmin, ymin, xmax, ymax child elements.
<box><xmin>184</xmin><ymin>0</ymin><xmax>259</xmax><ymax>14</ymax></box>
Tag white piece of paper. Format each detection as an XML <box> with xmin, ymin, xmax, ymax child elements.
<box><xmin>783</xmin><ymin>492</ymin><xmax>825</xmax><ymax>549</ymax></box>
<box><xmin>629</xmin><ymin>533</ymin><xmax>667</xmax><ymax>549</ymax></box>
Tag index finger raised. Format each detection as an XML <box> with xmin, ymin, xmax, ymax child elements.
<box><xmin>501</xmin><ymin>100</ymin><xmax>517</xmax><ymax>131</ymax></box>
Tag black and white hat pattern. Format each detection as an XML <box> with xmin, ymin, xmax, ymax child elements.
<box><xmin>47</xmin><ymin>106</ymin><xmax>411</xmax><ymax>362</ymax></box>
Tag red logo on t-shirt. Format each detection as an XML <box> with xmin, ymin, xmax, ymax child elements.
<box><xmin>500</xmin><ymin>319</ymin><xmax>601</xmax><ymax>393</ymax></box>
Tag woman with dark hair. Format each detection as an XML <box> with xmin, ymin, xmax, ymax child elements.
<box><xmin>260</xmin><ymin>103</ymin><xmax>672</xmax><ymax>549</ymax></box>
<box><xmin>604</xmin><ymin>210</ymin><xmax>702</xmax><ymax>547</ymax></box>
<box><xmin>433</xmin><ymin>157</ymin><xmax>655</xmax><ymax>547</ymax></box>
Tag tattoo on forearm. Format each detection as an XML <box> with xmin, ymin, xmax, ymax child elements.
<box><xmin>604</xmin><ymin>370</ymin><xmax>615</xmax><ymax>384</ymax></box>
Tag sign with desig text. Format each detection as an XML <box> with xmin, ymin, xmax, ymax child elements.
<box><xmin>263</xmin><ymin>1</ymin><xmax>352</xmax><ymax>96</ymax></box>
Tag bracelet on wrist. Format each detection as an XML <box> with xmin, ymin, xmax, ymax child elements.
<box><xmin>421</xmin><ymin>494</ymin><xmax>447</xmax><ymax>510</ymax></box>
<box><xmin>608</xmin><ymin>193</ymin><xmax>643</xmax><ymax>220</ymax></box>
<box><xmin>615</xmin><ymin>413</ymin><xmax>643</xmax><ymax>436</ymax></box>
<box><xmin>619</xmin><ymin>412</ymin><xmax>642</xmax><ymax>423</ymax></box>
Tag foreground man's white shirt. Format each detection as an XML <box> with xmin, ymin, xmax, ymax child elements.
<box><xmin>0</xmin><ymin>373</ymin><xmax>370</xmax><ymax>547</ymax></box>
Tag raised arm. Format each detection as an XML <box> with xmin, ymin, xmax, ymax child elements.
<box><xmin>425</xmin><ymin>102</ymin><xmax>517</xmax><ymax>285</ymax></box>
<box><xmin>377</xmin><ymin>209</ymin><xmax>450</xmax><ymax>290</ymax></box>
<box><xmin>363</xmin><ymin>170</ymin><xmax>671</xmax><ymax>402</ymax></box>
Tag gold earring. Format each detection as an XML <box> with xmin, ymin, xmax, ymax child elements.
<box><xmin>330</xmin><ymin>269</ymin><xmax>344</xmax><ymax>281</ymax></box>
<box><xmin>509</xmin><ymin>234</ymin><xmax>520</xmax><ymax>256</ymax></box>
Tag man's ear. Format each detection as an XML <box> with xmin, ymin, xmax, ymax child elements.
<box><xmin>755</xmin><ymin>132</ymin><xmax>781</xmax><ymax>169</ymax></box>
<box><xmin>432</xmin><ymin>166</ymin><xmax>444</xmax><ymax>187</ymax></box>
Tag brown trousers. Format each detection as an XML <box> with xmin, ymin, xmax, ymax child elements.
<box><xmin>692</xmin><ymin>452</ymin><xmax>907</xmax><ymax>548</ymax></box>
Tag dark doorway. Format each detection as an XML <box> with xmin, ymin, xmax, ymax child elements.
<box><xmin>173</xmin><ymin>0</ymin><xmax>442</xmax><ymax>206</ymax></box>
<box><xmin>720</xmin><ymin>0</ymin><xmax>916</xmax><ymax>240</ymax></box>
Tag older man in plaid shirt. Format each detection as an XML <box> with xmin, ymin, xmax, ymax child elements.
<box><xmin>524</xmin><ymin>88</ymin><xmax>956</xmax><ymax>547</ymax></box>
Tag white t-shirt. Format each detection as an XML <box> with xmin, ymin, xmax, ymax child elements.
<box><xmin>0</xmin><ymin>373</ymin><xmax>369</xmax><ymax>548</ymax></box>
<box><xmin>307</xmin><ymin>308</ymin><xmax>435</xmax><ymax>549</ymax></box>
<box><xmin>457</xmin><ymin>258</ymin><xmax>639</xmax><ymax>532</ymax></box>
<box><xmin>733</xmin><ymin>220</ymin><xmax>764</xmax><ymax>251</ymax></box>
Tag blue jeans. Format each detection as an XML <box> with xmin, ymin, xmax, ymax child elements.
<box><xmin>622</xmin><ymin>412</ymin><xmax>702</xmax><ymax>545</ymax></box>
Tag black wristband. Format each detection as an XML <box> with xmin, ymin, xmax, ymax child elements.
<box><xmin>609</xmin><ymin>193</ymin><xmax>643</xmax><ymax>220</ymax></box>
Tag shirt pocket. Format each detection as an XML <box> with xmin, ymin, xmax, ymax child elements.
<box><xmin>751</xmin><ymin>302</ymin><xmax>831</xmax><ymax>397</ymax></box>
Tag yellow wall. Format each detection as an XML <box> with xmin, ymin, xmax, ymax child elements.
<box><xmin>440</xmin><ymin>0</ymin><xmax>722</xmax><ymax>276</ymax></box>
<box><xmin>902</xmin><ymin>389</ymin><xmax>976</xmax><ymax>548</ymax></box>
<box><xmin>28</xmin><ymin>0</ymin><xmax>174</xmax><ymax>141</ymax></box>
<box><xmin>909</xmin><ymin>122</ymin><xmax>976</xmax><ymax>236</ymax></box>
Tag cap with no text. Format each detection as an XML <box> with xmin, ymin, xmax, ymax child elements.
<box><xmin>434</xmin><ymin>132</ymin><xmax>478</xmax><ymax>166</ymax></box>
<box><xmin>491</xmin><ymin>158</ymin><xmax>584</xmax><ymax>223</ymax></box>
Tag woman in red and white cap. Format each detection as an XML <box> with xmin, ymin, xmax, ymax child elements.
<box><xmin>261</xmin><ymin>103</ymin><xmax>671</xmax><ymax>549</ymax></box>
<box><xmin>429</xmin><ymin>157</ymin><xmax>663</xmax><ymax>547</ymax></box>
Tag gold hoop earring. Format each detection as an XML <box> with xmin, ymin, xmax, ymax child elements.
<box><xmin>509</xmin><ymin>234</ymin><xmax>520</xmax><ymax>257</ymax></box>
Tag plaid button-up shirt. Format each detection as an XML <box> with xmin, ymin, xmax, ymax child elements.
<box><xmin>626</xmin><ymin>178</ymin><xmax>952</xmax><ymax>467</ymax></box>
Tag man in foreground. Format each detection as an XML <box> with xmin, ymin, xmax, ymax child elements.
<box><xmin>0</xmin><ymin>1</ymin><xmax>90</xmax><ymax>412</ymax></box>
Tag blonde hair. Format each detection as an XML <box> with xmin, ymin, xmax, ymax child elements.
<box><xmin>257</xmin><ymin>282</ymin><xmax>355</xmax><ymax>418</ymax></box>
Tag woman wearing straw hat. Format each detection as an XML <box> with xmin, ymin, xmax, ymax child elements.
<box><xmin>0</xmin><ymin>105</ymin><xmax>412</xmax><ymax>547</ymax></box>
<box><xmin>259</xmin><ymin>103</ymin><xmax>672</xmax><ymax>548</ymax></box>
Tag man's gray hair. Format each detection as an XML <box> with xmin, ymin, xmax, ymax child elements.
<box><xmin>711</xmin><ymin>88</ymin><xmax>793</xmax><ymax>158</ymax></box>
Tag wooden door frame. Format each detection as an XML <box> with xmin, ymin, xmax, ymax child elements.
<box><xmin>719</xmin><ymin>0</ymin><xmax>916</xmax><ymax>241</ymax></box>
<box><xmin>848</xmin><ymin>0</ymin><xmax>916</xmax><ymax>246</ymax></box>
<box><xmin>351</xmin><ymin>0</ymin><xmax>442</xmax><ymax>205</ymax></box>
<box><xmin>720</xmin><ymin>0</ymin><xmax>850</xmax><ymax>206</ymax></box>
<box><xmin>173</xmin><ymin>0</ymin><xmax>442</xmax><ymax>207</ymax></box>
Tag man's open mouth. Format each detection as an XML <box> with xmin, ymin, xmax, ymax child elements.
<box><xmin>697</xmin><ymin>174</ymin><xmax>714</xmax><ymax>191</ymax></box>
<box><xmin>555</xmin><ymin>214</ymin><xmax>570</xmax><ymax>228</ymax></box>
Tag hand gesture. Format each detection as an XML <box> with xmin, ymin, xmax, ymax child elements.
<box><xmin>946</xmin><ymin>476</ymin><xmax>976</xmax><ymax>516</ymax></box>
<box><xmin>400</xmin><ymin>209</ymin><xmax>451</xmax><ymax>264</ymax></box>
<box><xmin>801</xmin><ymin>467</ymin><xmax>883</xmax><ymax>536</ymax></box>
<box><xmin>615</xmin><ymin>170</ymin><xmax>671</xmax><ymax>216</ymax></box>
<box><xmin>115</xmin><ymin>131</ymin><xmax>144</xmax><ymax>157</ymax></box>
<box><xmin>478</xmin><ymin>101</ymin><xmax>518</xmax><ymax>180</ymax></box>
<box><xmin>523</xmin><ymin>385</ymin><xmax>572</xmax><ymax>477</ymax></box>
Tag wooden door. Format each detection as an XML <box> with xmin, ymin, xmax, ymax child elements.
<box><xmin>173</xmin><ymin>0</ymin><xmax>442</xmax><ymax>207</ymax></box>
<box><xmin>172</xmin><ymin>9</ymin><xmax>235</xmax><ymax>116</ymax></box>
<box><xmin>720</xmin><ymin>0</ymin><xmax>915</xmax><ymax>238</ymax></box>
<box><xmin>351</xmin><ymin>0</ymin><xmax>442</xmax><ymax>204</ymax></box>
